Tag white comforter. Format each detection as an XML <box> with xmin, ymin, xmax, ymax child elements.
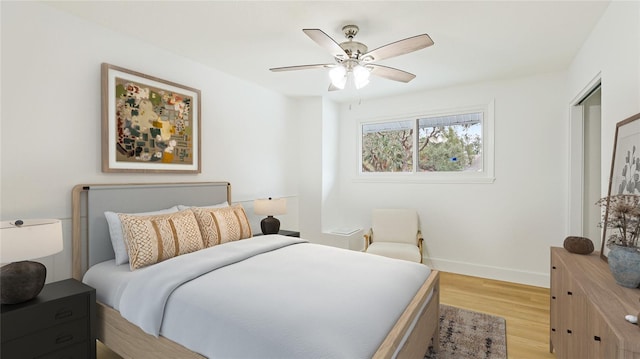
<box><xmin>98</xmin><ymin>235</ymin><xmax>431</xmax><ymax>359</ymax></box>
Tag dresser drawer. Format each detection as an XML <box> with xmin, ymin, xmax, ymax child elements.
<box><xmin>35</xmin><ymin>342</ymin><xmax>89</xmax><ymax>359</ymax></box>
<box><xmin>1</xmin><ymin>318</ymin><xmax>88</xmax><ymax>358</ymax></box>
<box><xmin>1</xmin><ymin>294</ymin><xmax>88</xmax><ymax>341</ymax></box>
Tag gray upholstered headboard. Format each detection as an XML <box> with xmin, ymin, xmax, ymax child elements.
<box><xmin>72</xmin><ymin>182</ymin><xmax>231</xmax><ymax>279</ymax></box>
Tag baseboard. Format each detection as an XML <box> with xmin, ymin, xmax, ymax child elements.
<box><xmin>425</xmin><ymin>257</ymin><xmax>550</xmax><ymax>288</ymax></box>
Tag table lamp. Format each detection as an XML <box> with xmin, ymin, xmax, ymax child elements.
<box><xmin>0</xmin><ymin>219</ymin><xmax>63</xmax><ymax>304</ymax></box>
<box><xmin>254</xmin><ymin>197</ymin><xmax>287</xmax><ymax>235</ymax></box>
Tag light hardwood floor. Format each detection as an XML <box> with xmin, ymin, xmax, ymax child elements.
<box><xmin>439</xmin><ymin>271</ymin><xmax>555</xmax><ymax>359</ymax></box>
<box><xmin>97</xmin><ymin>271</ymin><xmax>556</xmax><ymax>359</ymax></box>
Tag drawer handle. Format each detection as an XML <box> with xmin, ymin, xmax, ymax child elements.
<box><xmin>551</xmin><ymin>328</ymin><xmax>556</xmax><ymax>332</ymax></box>
<box><xmin>567</xmin><ymin>329</ymin><xmax>572</xmax><ymax>334</ymax></box>
<box><xmin>55</xmin><ymin>309</ymin><xmax>73</xmax><ymax>320</ymax></box>
<box><xmin>567</xmin><ymin>291</ymin><xmax>572</xmax><ymax>296</ymax></box>
<box><xmin>552</xmin><ymin>266</ymin><xmax>556</xmax><ymax>269</ymax></box>
<box><xmin>55</xmin><ymin>334</ymin><xmax>74</xmax><ymax>344</ymax></box>
<box><xmin>552</xmin><ymin>296</ymin><xmax>556</xmax><ymax>299</ymax></box>
<box><xmin>594</xmin><ymin>336</ymin><xmax>601</xmax><ymax>342</ymax></box>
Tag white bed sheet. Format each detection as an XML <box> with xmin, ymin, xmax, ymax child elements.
<box><xmin>84</xmin><ymin>235</ymin><xmax>432</xmax><ymax>359</ymax></box>
<box><xmin>82</xmin><ymin>259</ymin><xmax>133</xmax><ymax>310</ymax></box>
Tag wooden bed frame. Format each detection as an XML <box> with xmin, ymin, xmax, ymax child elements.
<box><xmin>71</xmin><ymin>182</ymin><xmax>440</xmax><ymax>359</ymax></box>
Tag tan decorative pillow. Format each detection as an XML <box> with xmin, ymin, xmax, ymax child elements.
<box><xmin>190</xmin><ymin>204</ymin><xmax>252</xmax><ymax>247</ymax></box>
<box><xmin>119</xmin><ymin>210</ymin><xmax>204</xmax><ymax>270</ymax></box>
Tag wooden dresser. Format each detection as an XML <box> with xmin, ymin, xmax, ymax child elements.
<box><xmin>550</xmin><ymin>247</ymin><xmax>640</xmax><ymax>358</ymax></box>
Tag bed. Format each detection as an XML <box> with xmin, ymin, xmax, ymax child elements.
<box><xmin>71</xmin><ymin>182</ymin><xmax>440</xmax><ymax>359</ymax></box>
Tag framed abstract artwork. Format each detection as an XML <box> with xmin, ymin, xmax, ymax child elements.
<box><xmin>101</xmin><ymin>63</ymin><xmax>201</xmax><ymax>173</ymax></box>
<box><xmin>600</xmin><ymin>112</ymin><xmax>640</xmax><ymax>259</ymax></box>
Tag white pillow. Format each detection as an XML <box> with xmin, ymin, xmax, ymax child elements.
<box><xmin>105</xmin><ymin>206</ymin><xmax>179</xmax><ymax>265</ymax></box>
<box><xmin>176</xmin><ymin>201</ymin><xmax>229</xmax><ymax>211</ymax></box>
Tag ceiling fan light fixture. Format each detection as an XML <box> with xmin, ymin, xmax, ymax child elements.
<box><xmin>329</xmin><ymin>66</ymin><xmax>347</xmax><ymax>89</ymax></box>
<box><xmin>353</xmin><ymin>65</ymin><xmax>371</xmax><ymax>89</ymax></box>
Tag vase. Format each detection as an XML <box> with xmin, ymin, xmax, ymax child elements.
<box><xmin>607</xmin><ymin>245</ymin><xmax>640</xmax><ymax>288</ymax></box>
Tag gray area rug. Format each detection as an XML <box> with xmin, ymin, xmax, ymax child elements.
<box><xmin>425</xmin><ymin>304</ymin><xmax>507</xmax><ymax>359</ymax></box>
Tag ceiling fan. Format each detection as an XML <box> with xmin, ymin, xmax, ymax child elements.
<box><xmin>269</xmin><ymin>25</ymin><xmax>434</xmax><ymax>91</ymax></box>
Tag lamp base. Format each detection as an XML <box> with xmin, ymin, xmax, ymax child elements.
<box><xmin>1</xmin><ymin>261</ymin><xmax>46</xmax><ymax>305</ymax></box>
<box><xmin>260</xmin><ymin>216</ymin><xmax>281</xmax><ymax>235</ymax></box>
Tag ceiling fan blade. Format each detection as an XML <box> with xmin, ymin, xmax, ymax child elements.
<box><xmin>303</xmin><ymin>29</ymin><xmax>348</xmax><ymax>59</ymax></box>
<box><xmin>269</xmin><ymin>64</ymin><xmax>334</xmax><ymax>72</ymax></box>
<box><xmin>362</xmin><ymin>34</ymin><xmax>434</xmax><ymax>63</ymax></box>
<box><xmin>369</xmin><ymin>64</ymin><xmax>416</xmax><ymax>83</ymax></box>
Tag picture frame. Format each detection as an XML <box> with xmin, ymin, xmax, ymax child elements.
<box><xmin>101</xmin><ymin>63</ymin><xmax>201</xmax><ymax>173</ymax></box>
<box><xmin>600</xmin><ymin>112</ymin><xmax>640</xmax><ymax>260</ymax></box>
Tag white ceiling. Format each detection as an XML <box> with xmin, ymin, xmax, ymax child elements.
<box><xmin>47</xmin><ymin>1</ymin><xmax>610</xmax><ymax>103</ymax></box>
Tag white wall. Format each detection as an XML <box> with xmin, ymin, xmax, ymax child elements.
<box><xmin>0</xmin><ymin>2</ymin><xmax>299</xmax><ymax>281</ymax></box>
<box><xmin>295</xmin><ymin>97</ymin><xmax>360</xmax><ymax>248</ymax></box>
<box><xmin>325</xmin><ymin>72</ymin><xmax>569</xmax><ymax>287</ymax></box>
<box><xmin>296</xmin><ymin>97</ymin><xmax>323</xmax><ymax>240</ymax></box>
<box><xmin>320</xmin><ymin>100</ymin><xmax>341</xmax><ymax>232</ymax></box>
<box><xmin>568</xmin><ymin>0</ymin><xmax>640</xmax><ymax>195</ymax></box>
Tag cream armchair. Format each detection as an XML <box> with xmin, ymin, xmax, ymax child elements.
<box><xmin>364</xmin><ymin>209</ymin><xmax>423</xmax><ymax>263</ymax></box>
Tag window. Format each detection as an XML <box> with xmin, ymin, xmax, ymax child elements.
<box><xmin>359</xmin><ymin>104</ymin><xmax>494</xmax><ymax>183</ymax></box>
<box><xmin>361</xmin><ymin>120</ymin><xmax>413</xmax><ymax>172</ymax></box>
<box><xmin>417</xmin><ymin>113</ymin><xmax>482</xmax><ymax>172</ymax></box>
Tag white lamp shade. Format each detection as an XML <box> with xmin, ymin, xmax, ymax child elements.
<box><xmin>254</xmin><ymin>198</ymin><xmax>287</xmax><ymax>216</ymax></box>
<box><xmin>329</xmin><ymin>66</ymin><xmax>347</xmax><ymax>89</ymax></box>
<box><xmin>1</xmin><ymin>219</ymin><xmax>63</xmax><ymax>263</ymax></box>
<box><xmin>353</xmin><ymin>65</ymin><xmax>371</xmax><ymax>89</ymax></box>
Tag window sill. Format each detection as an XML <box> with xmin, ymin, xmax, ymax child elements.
<box><xmin>353</xmin><ymin>175</ymin><xmax>496</xmax><ymax>184</ymax></box>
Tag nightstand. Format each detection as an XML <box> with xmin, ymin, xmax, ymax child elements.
<box><xmin>254</xmin><ymin>230</ymin><xmax>300</xmax><ymax>237</ymax></box>
<box><xmin>1</xmin><ymin>278</ymin><xmax>96</xmax><ymax>359</ymax></box>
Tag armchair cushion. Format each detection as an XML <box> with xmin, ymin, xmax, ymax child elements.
<box><xmin>366</xmin><ymin>242</ymin><xmax>422</xmax><ymax>263</ymax></box>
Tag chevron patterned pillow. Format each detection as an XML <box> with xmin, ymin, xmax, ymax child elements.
<box><xmin>119</xmin><ymin>209</ymin><xmax>204</xmax><ymax>270</ymax></box>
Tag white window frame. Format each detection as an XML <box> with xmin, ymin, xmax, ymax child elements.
<box><xmin>356</xmin><ymin>101</ymin><xmax>495</xmax><ymax>184</ymax></box>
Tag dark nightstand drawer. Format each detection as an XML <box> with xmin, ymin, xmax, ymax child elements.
<box><xmin>2</xmin><ymin>318</ymin><xmax>88</xmax><ymax>358</ymax></box>
<box><xmin>2</xmin><ymin>294</ymin><xmax>88</xmax><ymax>341</ymax></box>
<box><xmin>36</xmin><ymin>342</ymin><xmax>87</xmax><ymax>359</ymax></box>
